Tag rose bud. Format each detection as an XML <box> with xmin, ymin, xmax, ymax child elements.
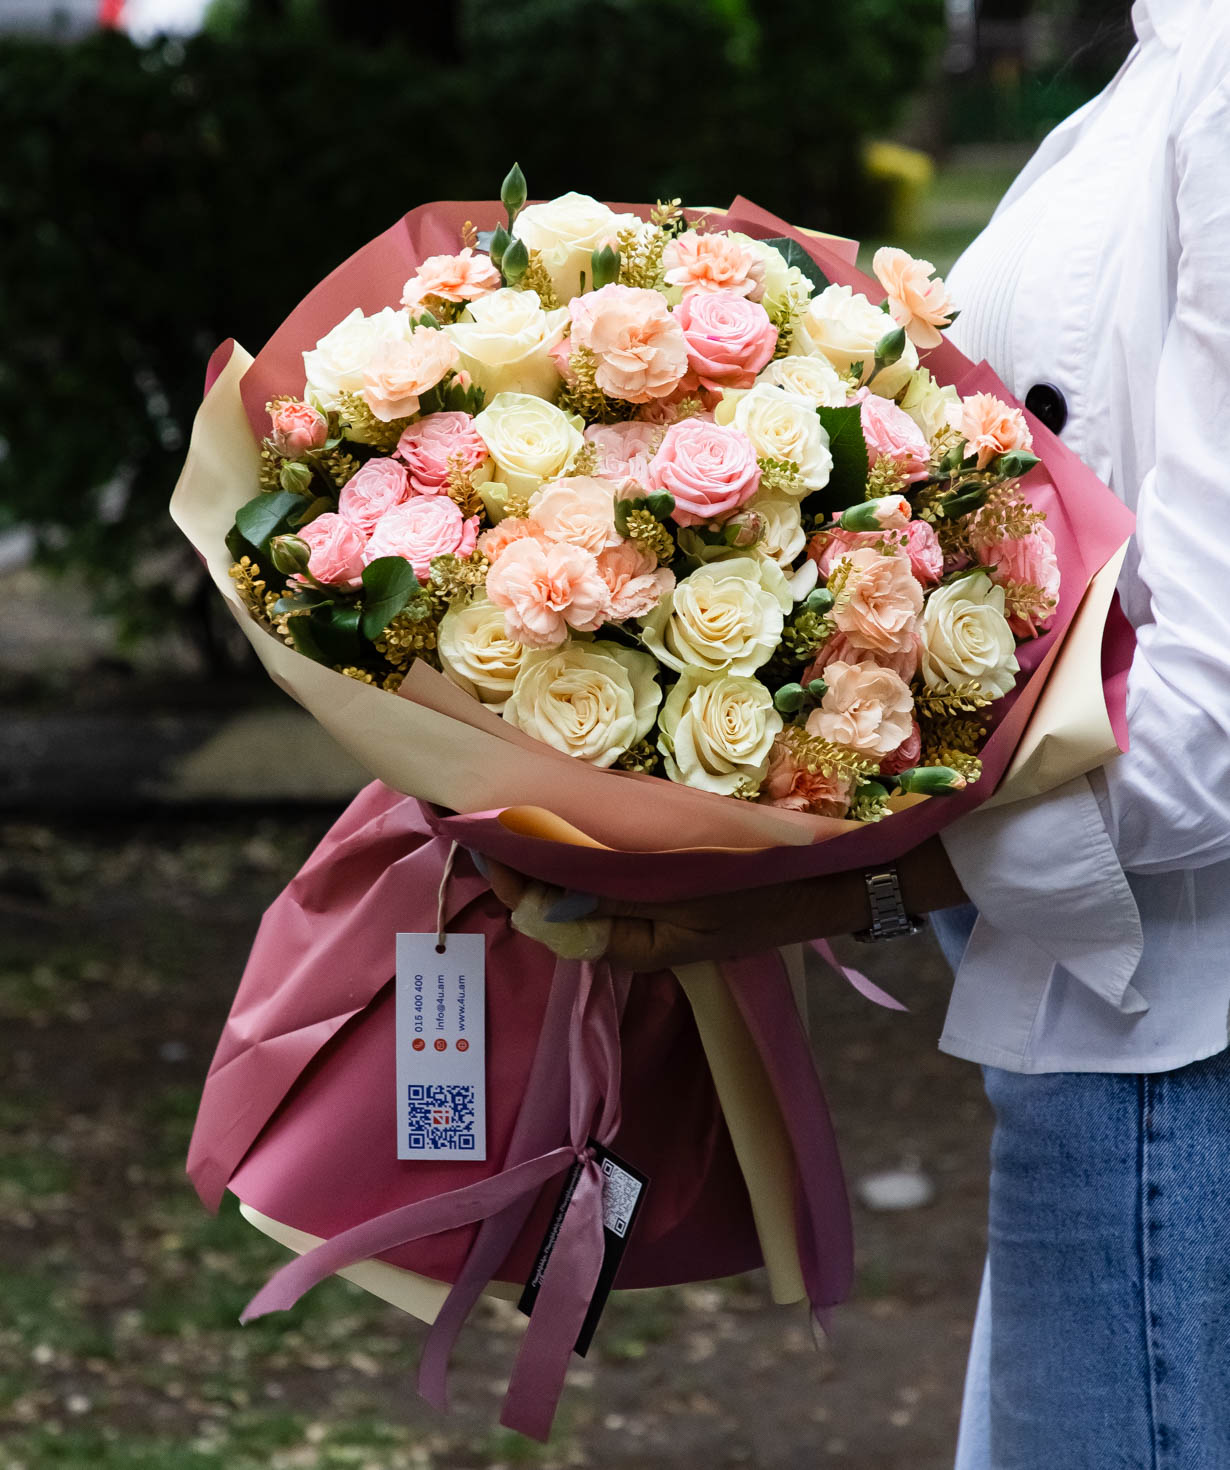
<box><xmin>773</xmin><ymin>682</ymin><xmax>807</xmax><ymax>714</ymax></box>
<box><xmin>278</xmin><ymin>460</ymin><xmax>315</xmax><ymax>495</ymax></box>
<box><xmin>839</xmin><ymin>495</ymin><xmax>911</xmax><ymax>532</ymax></box>
<box><xmin>269</xmin><ymin>534</ymin><xmax>312</xmax><ymax>576</ymax></box>
<box><xmin>269</xmin><ymin>400</ymin><xmax>328</xmax><ymax>458</ymax></box>
<box><xmin>723</xmin><ymin>508</ymin><xmax>764</xmax><ymax>549</ymax></box>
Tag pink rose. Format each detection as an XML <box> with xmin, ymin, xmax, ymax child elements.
<box><xmin>363</xmin><ymin>495</ymin><xmax>478</xmax><ymax>579</ymax></box>
<box><xmin>269</xmin><ymin>399</ymin><xmax>328</xmax><ymax>458</ymax></box>
<box><xmin>594</xmin><ymin>540</ymin><xmax>675</xmax><ymax>621</ymax></box>
<box><xmin>484</xmin><ymin>538</ymin><xmax>610</xmax><ymax>648</ymax></box>
<box><xmin>674</xmin><ymin>291</ymin><xmax>778</xmax><ymax>391</ymax></box>
<box><xmin>402</xmin><ymin>247</ymin><xmax>502</xmax><ymax>308</ymax></box>
<box><xmin>760</xmin><ymin>737</ymin><xmax>853</xmax><ymax>816</ymax></box>
<box><xmin>648</xmin><ymin>418</ymin><xmax>761</xmax><ymax>527</ymax></box>
<box><xmin>662</xmin><ymin>231</ymin><xmax>766</xmax><ymax>301</ymax></box>
<box><xmin>296</xmin><ymin>512</ymin><xmax>365</xmax><ymax>588</ymax></box>
<box><xmin>946</xmin><ymin>392</ymin><xmax>1033</xmax><ymax>470</ymax></box>
<box><xmin>567</xmin><ymin>285</ymin><xmax>689</xmax><ymax>403</ymax></box>
<box><xmin>584</xmin><ymin>421</ymin><xmax>661</xmax><ymax>485</ymax></box>
<box><xmin>477</xmin><ymin>516</ymin><xmax>548</xmax><ymax>563</ymax></box>
<box><xmin>833</xmin><ymin>547</ymin><xmax>924</xmax><ymax>658</ymax></box>
<box><xmin>879</xmin><ymin>720</ymin><xmax>922</xmax><ymax>778</ymax></box>
<box><xmin>528</xmin><ymin>476</ymin><xmax>621</xmax><ymax>556</ymax></box>
<box><xmin>806</xmin><ymin>660</ymin><xmax>915</xmax><ymax>761</ymax></box>
<box><xmin>805</xmin><ymin>630</ymin><xmax>919</xmax><ymax>684</ymax></box>
<box><xmin>395</xmin><ymin>411</ymin><xmax>489</xmax><ymax>495</ymax></box>
<box><xmin>972</xmin><ymin>522</ymin><xmax>1061</xmax><ymax>637</ymax></box>
<box><xmin>337</xmin><ymin>456</ymin><xmax>411</xmax><ymax>536</ymax></box>
<box><xmin>872</xmin><ymin>247</ymin><xmax>956</xmax><ymax>350</ymax></box>
<box><xmin>855</xmin><ymin>390</ymin><xmax>930</xmax><ymax>483</ymax></box>
<box><xmin>361</xmin><ymin>328</ymin><xmax>459</xmax><ymax>422</ymax></box>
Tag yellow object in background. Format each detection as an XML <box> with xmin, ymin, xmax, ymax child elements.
<box><xmin>864</xmin><ymin>140</ymin><xmax>935</xmax><ymax>241</ymax></box>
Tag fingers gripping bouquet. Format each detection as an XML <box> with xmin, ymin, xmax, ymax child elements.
<box><xmin>176</xmin><ymin>169</ymin><xmax>1135</xmax><ymax>1440</ymax></box>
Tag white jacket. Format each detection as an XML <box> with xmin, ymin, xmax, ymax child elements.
<box><xmin>937</xmin><ymin>0</ymin><xmax>1230</xmax><ymax>1072</ymax></box>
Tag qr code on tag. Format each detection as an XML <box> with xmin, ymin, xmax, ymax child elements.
<box><xmin>407</xmin><ymin>1083</ymin><xmax>477</xmax><ymax>1151</ymax></box>
<box><xmin>600</xmin><ymin>1156</ymin><xmax>643</xmax><ymax>1238</ymax></box>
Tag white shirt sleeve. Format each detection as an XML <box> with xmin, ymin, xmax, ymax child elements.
<box><xmin>941</xmin><ymin>82</ymin><xmax>1230</xmax><ymax>1003</ymax></box>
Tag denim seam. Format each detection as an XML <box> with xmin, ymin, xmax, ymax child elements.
<box><xmin>1139</xmin><ymin>1074</ymin><xmax>1163</xmax><ymax>1470</ymax></box>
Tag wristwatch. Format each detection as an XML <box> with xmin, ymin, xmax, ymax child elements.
<box><xmin>852</xmin><ymin>866</ymin><xmax>924</xmax><ymax>943</ymax></box>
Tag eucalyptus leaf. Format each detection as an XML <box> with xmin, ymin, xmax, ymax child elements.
<box><xmin>761</xmin><ymin>236</ymin><xmax>830</xmax><ymax>295</ymax></box>
<box><xmin>360</xmin><ymin>556</ymin><xmax>421</xmax><ymax>640</ymax></box>
<box><xmin>810</xmin><ymin>404</ymin><xmax>869</xmax><ymax>512</ymax></box>
<box><xmin>234</xmin><ymin>490</ymin><xmax>308</xmax><ymax>556</ymax></box>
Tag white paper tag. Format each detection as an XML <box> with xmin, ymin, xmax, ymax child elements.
<box><xmin>395</xmin><ymin>932</ymin><xmax>486</xmax><ymax>1161</ymax></box>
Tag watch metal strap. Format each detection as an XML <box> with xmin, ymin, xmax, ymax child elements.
<box><xmin>853</xmin><ymin>866</ymin><xmax>923</xmax><ymax>942</ymax></box>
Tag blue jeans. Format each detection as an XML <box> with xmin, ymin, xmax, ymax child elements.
<box><xmin>935</xmin><ymin>906</ymin><xmax>1230</xmax><ymax>1469</ymax></box>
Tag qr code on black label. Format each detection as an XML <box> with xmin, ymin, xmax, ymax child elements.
<box><xmin>600</xmin><ymin>1156</ymin><xmax>642</xmax><ymax>1238</ymax></box>
<box><xmin>407</xmin><ymin>1083</ymin><xmax>477</xmax><ymax>1151</ymax></box>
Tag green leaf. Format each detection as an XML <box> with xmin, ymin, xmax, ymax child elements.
<box><xmin>811</xmin><ymin>404</ymin><xmax>869</xmax><ymax>512</ymax></box>
<box><xmin>360</xmin><ymin>556</ymin><xmax>421</xmax><ymax>640</ymax></box>
<box><xmin>761</xmin><ymin>236</ymin><xmax>830</xmax><ymax>295</ymax></box>
<box><xmin>224</xmin><ymin>524</ymin><xmax>261</xmax><ymax>567</ymax></box>
<box><xmin>286</xmin><ymin>612</ymin><xmax>330</xmax><ymax>665</ymax></box>
<box><xmin>309</xmin><ymin>603</ymin><xmax>363</xmax><ymax>666</ymax></box>
<box><xmin>234</xmin><ymin>490</ymin><xmax>308</xmax><ymax>556</ymax></box>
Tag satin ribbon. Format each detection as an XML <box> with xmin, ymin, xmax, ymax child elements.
<box><xmin>808</xmin><ymin>938</ymin><xmax>908</xmax><ymax>1012</ymax></box>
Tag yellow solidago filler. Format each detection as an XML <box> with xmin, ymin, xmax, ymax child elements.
<box><xmin>258</xmin><ymin>444</ymin><xmax>284</xmax><ymax>491</ymax></box>
<box><xmin>374</xmin><ymin>610</ymin><xmax>439</xmax><ymax>670</ymax></box>
<box><xmin>566</xmin><ymin>440</ymin><xmax>599</xmax><ymax>477</ymax></box>
<box><xmin>865</xmin><ymin>455</ymin><xmax>910</xmax><ymax>499</ymax></box>
<box><xmin>913</xmin><ymin>679</ymin><xmax>994</xmax><ymax>716</ymax></box>
<box><xmin>334</xmin><ymin>665</ymin><xmax>376</xmax><ymax>685</ymax></box>
<box><xmin>969</xmin><ymin>482</ymin><xmax>1047</xmax><ymax>544</ymax></box>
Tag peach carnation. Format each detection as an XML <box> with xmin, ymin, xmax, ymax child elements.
<box><xmin>833</xmin><ymin>547</ymin><xmax>924</xmax><ymax>658</ymax></box>
<box><xmin>663</xmin><ymin>231</ymin><xmax>766</xmax><ymax>301</ymax></box>
<box><xmin>402</xmin><ymin>247</ymin><xmax>502</xmax><ymax>308</ymax></box>
<box><xmin>872</xmin><ymin>246</ymin><xmax>956</xmax><ymax>350</ymax></box>
<box><xmin>567</xmin><ymin>284</ymin><xmax>689</xmax><ymax>403</ymax></box>
<box><xmin>806</xmin><ymin>659</ymin><xmax>914</xmax><ymax>761</ymax></box>
<box><xmin>595</xmin><ymin>540</ymin><xmax>675</xmax><ymax>621</ymax></box>
<box><xmin>484</xmin><ymin>537</ymin><xmax>609</xmax><ymax>648</ymax></box>
<box><xmin>805</xmin><ymin>630</ymin><xmax>919</xmax><ymax>684</ymax></box>
<box><xmin>360</xmin><ymin>328</ymin><xmax>459</xmax><ymax>422</ymax></box>
<box><xmin>947</xmin><ymin>392</ymin><xmax>1033</xmax><ymax>470</ymax></box>
<box><xmin>528</xmin><ymin>476</ymin><xmax>621</xmax><ymax>556</ymax></box>
<box><xmin>476</xmin><ymin>516</ymin><xmax>547</xmax><ymax>562</ymax></box>
<box><xmin>760</xmin><ymin>737</ymin><xmax>854</xmax><ymax>816</ymax></box>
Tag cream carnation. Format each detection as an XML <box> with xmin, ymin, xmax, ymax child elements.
<box><xmin>716</xmin><ymin>382</ymin><xmax>833</xmax><ymax>494</ymax></box>
<box><xmin>445</xmin><ymin>288</ymin><xmax>570</xmax><ymax>401</ymax></box>
<box><xmin>658</xmin><ymin>667</ymin><xmax>783</xmax><ymax>796</ymax></box>
<box><xmin>437</xmin><ymin>596</ymin><xmax>530</xmax><ymax>711</ymax></box>
<box><xmin>806</xmin><ymin>660</ymin><xmax>915</xmax><ymax>761</ymax></box>
<box><xmin>503</xmin><ymin>641</ymin><xmax>661</xmax><ymax>768</ymax></box>
<box><xmin>640</xmin><ymin>555</ymin><xmax>791</xmax><ymax>676</ymax></box>
<box><xmin>528</xmin><ymin>476</ymin><xmax>621</xmax><ymax>556</ymax></box>
<box><xmin>793</xmin><ymin>284</ymin><xmax>919</xmax><ymax>396</ymax></box>
<box><xmin>920</xmin><ymin>571</ymin><xmax>1020</xmax><ymax>698</ymax></box>
<box><xmin>567</xmin><ymin>285</ymin><xmax>689</xmax><ymax>403</ymax></box>
<box><xmin>484</xmin><ymin>536</ymin><xmax>608</xmax><ymax>648</ymax></box>
<box><xmin>360</xmin><ymin>328</ymin><xmax>459</xmax><ymax>422</ymax></box>
<box><xmin>512</xmin><ymin>192</ymin><xmax>638</xmax><ymax>301</ymax></box>
<box><xmin>303</xmin><ymin>306</ymin><xmax>413</xmax><ymax>413</ymax></box>
<box><xmin>472</xmin><ymin>392</ymin><xmax>585</xmax><ymax>499</ymax></box>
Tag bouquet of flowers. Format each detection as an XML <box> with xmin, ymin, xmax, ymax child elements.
<box><xmin>225</xmin><ymin>166</ymin><xmax>1062</xmax><ymax>821</ymax></box>
<box><xmin>177</xmin><ymin>173</ymin><xmax>1136</xmax><ymax>1441</ymax></box>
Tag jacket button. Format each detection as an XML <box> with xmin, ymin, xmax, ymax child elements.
<box><xmin>1025</xmin><ymin>381</ymin><xmax>1068</xmax><ymax>435</ymax></box>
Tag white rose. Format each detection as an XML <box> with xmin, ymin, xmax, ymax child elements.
<box><xmin>303</xmin><ymin>306</ymin><xmax>412</xmax><ymax>412</ymax></box>
<box><xmin>472</xmin><ymin>392</ymin><xmax>585</xmax><ymax>500</ymax></box>
<box><xmin>920</xmin><ymin>572</ymin><xmax>1020</xmax><ymax>698</ymax></box>
<box><xmin>793</xmin><ymin>284</ymin><xmax>919</xmax><ymax>397</ymax></box>
<box><xmin>503</xmin><ymin>641</ymin><xmax>661</xmax><ymax>767</ymax></box>
<box><xmin>437</xmin><ymin>596</ymin><xmax>529</xmax><ymax>712</ymax></box>
<box><xmin>658</xmin><ymin>667</ymin><xmax>782</xmax><ymax>796</ymax></box>
<box><xmin>899</xmin><ymin>368</ymin><xmax>962</xmax><ymax>443</ymax></box>
<box><xmin>714</xmin><ymin>382</ymin><xmax>833</xmax><ymax>493</ymax></box>
<box><xmin>513</xmin><ymin>192</ymin><xmax>639</xmax><ymax>301</ymax></box>
<box><xmin>747</xmin><ymin>491</ymin><xmax>806</xmax><ymax>570</ymax></box>
<box><xmin>640</xmin><ymin>555</ymin><xmax>792</xmax><ymax>676</ymax></box>
<box><xmin>756</xmin><ymin>353</ymin><xmax>849</xmax><ymax>408</ymax></box>
<box><xmin>444</xmin><ymin>288</ymin><xmax>569</xmax><ymax>401</ymax></box>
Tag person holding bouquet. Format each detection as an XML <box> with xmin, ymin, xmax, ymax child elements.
<box><xmin>493</xmin><ymin>1</ymin><xmax>1230</xmax><ymax>1463</ymax></box>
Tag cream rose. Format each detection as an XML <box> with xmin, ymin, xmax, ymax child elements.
<box><xmin>503</xmin><ymin>641</ymin><xmax>661</xmax><ymax>768</ymax></box>
<box><xmin>640</xmin><ymin>555</ymin><xmax>792</xmax><ymax>676</ymax></box>
<box><xmin>472</xmin><ymin>392</ymin><xmax>585</xmax><ymax>500</ymax></box>
<box><xmin>512</xmin><ymin>192</ymin><xmax>638</xmax><ymax>301</ymax></box>
<box><xmin>715</xmin><ymin>382</ymin><xmax>833</xmax><ymax>493</ymax></box>
<box><xmin>303</xmin><ymin>306</ymin><xmax>413</xmax><ymax>413</ymax></box>
<box><xmin>437</xmin><ymin>596</ymin><xmax>530</xmax><ymax>711</ymax></box>
<box><xmin>756</xmin><ymin>354</ymin><xmax>849</xmax><ymax>408</ymax></box>
<box><xmin>445</xmin><ymin>288</ymin><xmax>570</xmax><ymax>401</ymax></box>
<box><xmin>898</xmin><ymin>368</ymin><xmax>961</xmax><ymax>443</ymax></box>
<box><xmin>658</xmin><ymin>667</ymin><xmax>783</xmax><ymax>796</ymax></box>
<box><xmin>747</xmin><ymin>491</ymin><xmax>806</xmax><ymax>570</ymax></box>
<box><xmin>920</xmin><ymin>572</ymin><xmax>1020</xmax><ymax>698</ymax></box>
<box><xmin>793</xmin><ymin>284</ymin><xmax>919</xmax><ymax>396</ymax></box>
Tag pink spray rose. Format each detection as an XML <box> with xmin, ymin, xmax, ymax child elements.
<box><xmin>808</xmin><ymin>523</ymin><xmax>942</xmax><ymax>587</ymax></box>
<box><xmin>806</xmin><ymin>660</ymin><xmax>915</xmax><ymax>761</ymax></box>
<box><xmin>972</xmin><ymin>522</ymin><xmax>1061</xmax><ymax>636</ymax></box>
<box><xmin>484</xmin><ymin>537</ymin><xmax>610</xmax><ymax>648</ymax></box>
<box><xmin>674</xmin><ymin>291</ymin><xmax>778</xmax><ymax>391</ymax></box>
<box><xmin>594</xmin><ymin>540</ymin><xmax>675</xmax><ymax>621</ymax></box>
<box><xmin>584</xmin><ymin>421</ymin><xmax>661</xmax><ymax>486</ymax></box>
<box><xmin>662</xmin><ymin>231</ymin><xmax>766</xmax><ymax>301</ymax></box>
<box><xmin>296</xmin><ymin>512</ymin><xmax>366</xmax><ymax>588</ymax></box>
<box><xmin>363</xmin><ymin>495</ymin><xmax>478</xmax><ymax>579</ymax></box>
<box><xmin>396</xmin><ymin>411</ymin><xmax>490</xmax><ymax>495</ymax></box>
<box><xmin>401</xmin><ymin>247</ymin><xmax>502</xmax><ymax>308</ymax></box>
<box><xmin>648</xmin><ymin>418</ymin><xmax>761</xmax><ymax>527</ymax></box>
<box><xmin>760</xmin><ymin>736</ymin><xmax>854</xmax><ymax>817</ymax></box>
<box><xmin>855</xmin><ymin>390</ymin><xmax>931</xmax><ymax>483</ymax></box>
<box><xmin>805</xmin><ymin>630</ymin><xmax>919</xmax><ymax>684</ymax></box>
<box><xmin>337</xmin><ymin>456</ymin><xmax>411</xmax><ymax>536</ymax></box>
<box><xmin>528</xmin><ymin>476</ymin><xmax>621</xmax><ymax>556</ymax></box>
<box><xmin>269</xmin><ymin>399</ymin><xmax>328</xmax><ymax>458</ymax></box>
<box><xmin>567</xmin><ymin>285</ymin><xmax>689</xmax><ymax>403</ymax></box>
<box><xmin>872</xmin><ymin>247</ymin><xmax>956</xmax><ymax>350</ymax></box>
<box><xmin>947</xmin><ymin>392</ymin><xmax>1033</xmax><ymax>470</ymax></box>
<box><xmin>833</xmin><ymin>547</ymin><xmax>924</xmax><ymax>658</ymax></box>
